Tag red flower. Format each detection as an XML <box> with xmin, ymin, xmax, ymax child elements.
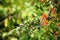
<box><xmin>51</xmin><ymin>8</ymin><xmax>57</xmax><ymax>17</ymax></box>
<box><xmin>41</xmin><ymin>19</ymin><xmax>48</xmax><ymax>26</ymax></box>
<box><xmin>41</xmin><ymin>13</ymin><xmax>48</xmax><ymax>19</ymax></box>
<box><xmin>40</xmin><ymin>0</ymin><xmax>45</xmax><ymax>3</ymax></box>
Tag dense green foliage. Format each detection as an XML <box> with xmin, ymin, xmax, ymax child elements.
<box><xmin>0</xmin><ymin>0</ymin><xmax>60</xmax><ymax>40</ymax></box>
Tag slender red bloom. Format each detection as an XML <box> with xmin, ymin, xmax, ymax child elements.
<box><xmin>51</xmin><ymin>8</ymin><xmax>57</xmax><ymax>17</ymax></box>
<box><xmin>41</xmin><ymin>13</ymin><xmax>48</xmax><ymax>19</ymax></box>
<box><xmin>40</xmin><ymin>0</ymin><xmax>45</xmax><ymax>3</ymax></box>
<box><xmin>41</xmin><ymin>19</ymin><xmax>48</xmax><ymax>26</ymax></box>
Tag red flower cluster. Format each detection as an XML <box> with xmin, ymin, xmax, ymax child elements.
<box><xmin>41</xmin><ymin>19</ymin><xmax>48</xmax><ymax>26</ymax></box>
<box><xmin>41</xmin><ymin>13</ymin><xmax>48</xmax><ymax>19</ymax></box>
<box><xmin>40</xmin><ymin>0</ymin><xmax>45</xmax><ymax>3</ymax></box>
<box><xmin>51</xmin><ymin>7</ymin><xmax>57</xmax><ymax>17</ymax></box>
<box><xmin>41</xmin><ymin>13</ymin><xmax>48</xmax><ymax>26</ymax></box>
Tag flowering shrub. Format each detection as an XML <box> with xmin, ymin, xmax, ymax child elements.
<box><xmin>0</xmin><ymin>0</ymin><xmax>60</xmax><ymax>40</ymax></box>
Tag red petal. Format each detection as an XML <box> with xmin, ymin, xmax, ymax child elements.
<box><xmin>41</xmin><ymin>19</ymin><xmax>48</xmax><ymax>26</ymax></box>
<box><xmin>41</xmin><ymin>13</ymin><xmax>48</xmax><ymax>19</ymax></box>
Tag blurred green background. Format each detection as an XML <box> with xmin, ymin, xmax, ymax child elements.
<box><xmin>0</xmin><ymin>0</ymin><xmax>60</xmax><ymax>40</ymax></box>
